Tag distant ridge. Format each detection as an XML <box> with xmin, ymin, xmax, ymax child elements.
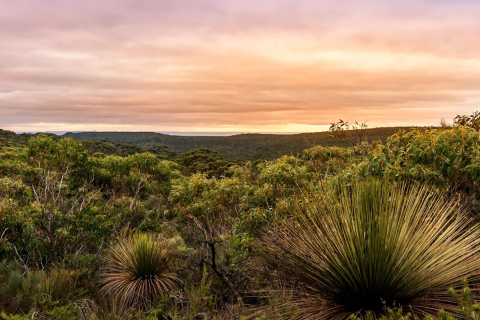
<box><xmin>63</xmin><ymin>127</ymin><xmax>406</xmax><ymax>160</ymax></box>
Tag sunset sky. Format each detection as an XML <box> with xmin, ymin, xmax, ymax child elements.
<box><xmin>1</xmin><ymin>0</ymin><xmax>480</xmax><ymax>133</ymax></box>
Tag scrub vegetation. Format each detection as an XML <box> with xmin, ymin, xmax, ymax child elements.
<box><xmin>0</xmin><ymin>111</ymin><xmax>480</xmax><ymax>319</ymax></box>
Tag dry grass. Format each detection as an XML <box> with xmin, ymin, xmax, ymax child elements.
<box><xmin>37</xmin><ymin>269</ymin><xmax>77</xmax><ymax>302</ymax></box>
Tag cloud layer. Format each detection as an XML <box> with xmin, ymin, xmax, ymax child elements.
<box><xmin>1</xmin><ymin>0</ymin><xmax>479</xmax><ymax>132</ymax></box>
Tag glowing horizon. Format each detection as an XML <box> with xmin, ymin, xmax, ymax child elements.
<box><xmin>1</xmin><ymin>0</ymin><xmax>479</xmax><ymax>132</ymax></box>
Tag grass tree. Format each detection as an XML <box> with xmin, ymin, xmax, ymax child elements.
<box><xmin>100</xmin><ymin>233</ymin><xmax>181</xmax><ymax>310</ymax></box>
<box><xmin>264</xmin><ymin>179</ymin><xmax>480</xmax><ymax>320</ymax></box>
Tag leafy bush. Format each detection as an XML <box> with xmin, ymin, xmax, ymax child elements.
<box><xmin>455</xmin><ymin>111</ymin><xmax>480</xmax><ymax>130</ymax></box>
<box><xmin>343</xmin><ymin>127</ymin><xmax>480</xmax><ymax>196</ymax></box>
<box><xmin>0</xmin><ymin>261</ymin><xmax>39</xmax><ymax>314</ymax></box>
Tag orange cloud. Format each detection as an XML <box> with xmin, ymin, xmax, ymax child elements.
<box><xmin>0</xmin><ymin>0</ymin><xmax>479</xmax><ymax>132</ymax></box>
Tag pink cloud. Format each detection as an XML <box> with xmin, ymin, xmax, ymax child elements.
<box><xmin>0</xmin><ymin>0</ymin><xmax>479</xmax><ymax>132</ymax></box>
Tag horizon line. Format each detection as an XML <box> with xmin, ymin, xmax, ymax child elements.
<box><xmin>9</xmin><ymin>125</ymin><xmax>414</xmax><ymax>137</ymax></box>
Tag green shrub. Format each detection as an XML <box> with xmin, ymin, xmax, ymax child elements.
<box><xmin>0</xmin><ymin>261</ymin><xmax>40</xmax><ymax>314</ymax></box>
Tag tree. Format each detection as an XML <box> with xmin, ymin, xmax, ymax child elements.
<box><xmin>329</xmin><ymin>119</ymin><xmax>369</xmax><ymax>147</ymax></box>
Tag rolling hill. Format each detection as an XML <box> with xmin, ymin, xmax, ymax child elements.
<box><xmin>63</xmin><ymin>127</ymin><xmax>407</xmax><ymax>160</ymax></box>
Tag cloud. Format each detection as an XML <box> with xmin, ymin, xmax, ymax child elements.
<box><xmin>0</xmin><ymin>0</ymin><xmax>479</xmax><ymax>132</ymax></box>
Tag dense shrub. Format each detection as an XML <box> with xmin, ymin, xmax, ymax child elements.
<box><xmin>343</xmin><ymin>127</ymin><xmax>480</xmax><ymax>196</ymax></box>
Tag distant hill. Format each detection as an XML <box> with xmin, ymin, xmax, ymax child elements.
<box><xmin>0</xmin><ymin>129</ymin><xmax>161</xmax><ymax>158</ymax></box>
<box><xmin>63</xmin><ymin>127</ymin><xmax>407</xmax><ymax>160</ymax></box>
<box><xmin>0</xmin><ymin>129</ymin><xmax>38</xmax><ymax>148</ymax></box>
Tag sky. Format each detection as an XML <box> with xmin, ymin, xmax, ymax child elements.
<box><xmin>1</xmin><ymin>0</ymin><xmax>480</xmax><ymax>134</ymax></box>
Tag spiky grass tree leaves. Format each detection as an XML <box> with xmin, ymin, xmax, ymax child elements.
<box><xmin>265</xmin><ymin>180</ymin><xmax>480</xmax><ymax>320</ymax></box>
<box><xmin>100</xmin><ymin>233</ymin><xmax>181</xmax><ymax>310</ymax></box>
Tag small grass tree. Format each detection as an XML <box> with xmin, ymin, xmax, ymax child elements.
<box><xmin>100</xmin><ymin>233</ymin><xmax>181</xmax><ymax>310</ymax></box>
<box><xmin>265</xmin><ymin>179</ymin><xmax>480</xmax><ymax>320</ymax></box>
